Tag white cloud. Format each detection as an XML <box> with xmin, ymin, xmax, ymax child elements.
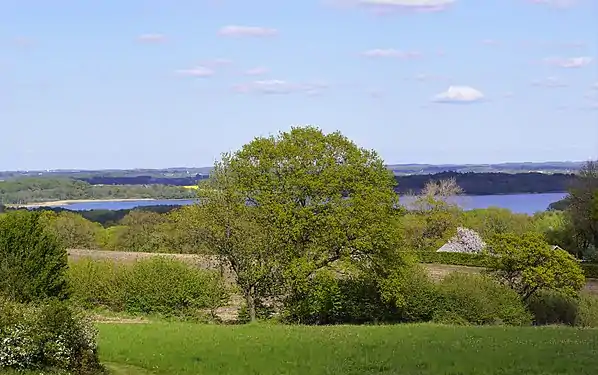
<box><xmin>244</xmin><ymin>67</ymin><xmax>269</xmax><ymax>76</ymax></box>
<box><xmin>531</xmin><ymin>76</ymin><xmax>568</xmax><ymax>88</ymax></box>
<box><xmin>362</xmin><ymin>48</ymin><xmax>421</xmax><ymax>58</ymax></box>
<box><xmin>218</xmin><ymin>25</ymin><xmax>278</xmax><ymax>37</ymax></box>
<box><xmin>432</xmin><ymin>85</ymin><xmax>485</xmax><ymax>103</ymax></box>
<box><xmin>175</xmin><ymin>66</ymin><xmax>214</xmax><ymax>77</ymax></box>
<box><xmin>137</xmin><ymin>33</ymin><xmax>167</xmax><ymax>43</ymax></box>
<box><xmin>543</xmin><ymin>56</ymin><xmax>592</xmax><ymax>68</ymax></box>
<box><xmin>356</xmin><ymin>0</ymin><xmax>456</xmax><ymax>12</ymax></box>
<box><xmin>234</xmin><ymin>80</ymin><xmax>328</xmax><ymax>95</ymax></box>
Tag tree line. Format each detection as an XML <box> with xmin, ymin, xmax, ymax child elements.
<box><xmin>0</xmin><ymin>178</ymin><xmax>196</xmax><ymax>205</ymax></box>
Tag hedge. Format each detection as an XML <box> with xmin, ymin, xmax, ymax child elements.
<box><xmin>406</xmin><ymin>251</ymin><xmax>598</xmax><ymax>279</ymax></box>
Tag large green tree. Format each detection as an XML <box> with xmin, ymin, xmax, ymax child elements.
<box><xmin>0</xmin><ymin>211</ymin><xmax>69</xmax><ymax>302</ymax></box>
<box><xmin>485</xmin><ymin>232</ymin><xmax>585</xmax><ymax>301</ymax></box>
<box><xmin>195</xmin><ymin>126</ymin><xmax>405</xmax><ymax>320</ymax></box>
<box><xmin>566</xmin><ymin>160</ymin><xmax>598</xmax><ymax>257</ymax></box>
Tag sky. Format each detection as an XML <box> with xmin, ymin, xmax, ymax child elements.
<box><xmin>1</xmin><ymin>0</ymin><xmax>597</xmax><ymax>170</ymax></box>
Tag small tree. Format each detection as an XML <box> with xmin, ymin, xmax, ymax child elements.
<box><xmin>485</xmin><ymin>232</ymin><xmax>585</xmax><ymax>301</ymax></box>
<box><xmin>0</xmin><ymin>211</ymin><xmax>69</xmax><ymax>303</ymax></box>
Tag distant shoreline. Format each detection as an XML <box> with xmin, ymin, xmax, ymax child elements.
<box><xmin>8</xmin><ymin>198</ymin><xmax>160</xmax><ymax>208</ymax></box>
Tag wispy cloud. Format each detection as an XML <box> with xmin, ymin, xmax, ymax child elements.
<box><xmin>531</xmin><ymin>76</ymin><xmax>568</xmax><ymax>88</ymax></box>
<box><xmin>356</xmin><ymin>0</ymin><xmax>456</xmax><ymax>13</ymax></box>
<box><xmin>233</xmin><ymin>80</ymin><xmax>328</xmax><ymax>95</ymax></box>
<box><xmin>137</xmin><ymin>33</ymin><xmax>167</xmax><ymax>43</ymax></box>
<box><xmin>218</xmin><ymin>25</ymin><xmax>278</xmax><ymax>37</ymax></box>
<box><xmin>244</xmin><ymin>67</ymin><xmax>269</xmax><ymax>76</ymax></box>
<box><xmin>432</xmin><ymin>85</ymin><xmax>485</xmax><ymax>103</ymax></box>
<box><xmin>528</xmin><ymin>0</ymin><xmax>579</xmax><ymax>8</ymax></box>
<box><xmin>362</xmin><ymin>48</ymin><xmax>422</xmax><ymax>59</ymax></box>
<box><xmin>175</xmin><ymin>66</ymin><xmax>214</xmax><ymax>77</ymax></box>
<box><xmin>543</xmin><ymin>56</ymin><xmax>592</xmax><ymax>68</ymax></box>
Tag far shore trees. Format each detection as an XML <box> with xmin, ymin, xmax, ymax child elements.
<box><xmin>192</xmin><ymin>126</ymin><xmax>407</xmax><ymax>321</ymax></box>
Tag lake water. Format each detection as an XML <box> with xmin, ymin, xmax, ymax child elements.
<box><xmin>56</xmin><ymin>193</ymin><xmax>568</xmax><ymax>215</ymax></box>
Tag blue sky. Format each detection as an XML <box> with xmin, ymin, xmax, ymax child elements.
<box><xmin>1</xmin><ymin>0</ymin><xmax>597</xmax><ymax>170</ymax></box>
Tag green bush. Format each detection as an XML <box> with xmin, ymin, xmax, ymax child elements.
<box><xmin>282</xmin><ymin>270</ymin><xmax>400</xmax><ymax>325</ymax></box>
<box><xmin>0</xmin><ymin>299</ymin><xmax>102</xmax><ymax>374</ymax></box>
<box><xmin>411</xmin><ymin>251</ymin><xmax>488</xmax><ymax>267</ymax></box>
<box><xmin>576</xmin><ymin>292</ymin><xmax>598</xmax><ymax>327</ymax></box>
<box><xmin>526</xmin><ymin>290</ymin><xmax>598</xmax><ymax>327</ymax></box>
<box><xmin>582</xmin><ymin>263</ymin><xmax>598</xmax><ymax>278</ymax></box>
<box><xmin>0</xmin><ymin>211</ymin><xmax>69</xmax><ymax>303</ymax></box>
<box><xmin>433</xmin><ymin>273</ymin><xmax>532</xmax><ymax>326</ymax></box>
<box><xmin>527</xmin><ymin>290</ymin><xmax>579</xmax><ymax>326</ymax></box>
<box><xmin>68</xmin><ymin>257</ymin><xmax>230</xmax><ymax>318</ymax></box>
<box><xmin>282</xmin><ymin>265</ymin><xmax>440</xmax><ymax>325</ymax></box>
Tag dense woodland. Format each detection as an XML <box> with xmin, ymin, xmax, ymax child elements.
<box><xmin>0</xmin><ymin>170</ymin><xmax>577</xmax><ymax>205</ymax></box>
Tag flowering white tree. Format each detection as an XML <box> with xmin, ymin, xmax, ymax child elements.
<box><xmin>437</xmin><ymin>227</ymin><xmax>486</xmax><ymax>254</ymax></box>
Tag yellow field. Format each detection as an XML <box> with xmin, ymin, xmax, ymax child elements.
<box><xmin>182</xmin><ymin>185</ymin><xmax>199</xmax><ymax>190</ymax></box>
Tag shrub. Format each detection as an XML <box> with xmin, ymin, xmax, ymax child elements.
<box><xmin>526</xmin><ymin>290</ymin><xmax>598</xmax><ymax>328</ymax></box>
<box><xmin>433</xmin><ymin>273</ymin><xmax>532</xmax><ymax>326</ymax></box>
<box><xmin>0</xmin><ymin>211</ymin><xmax>69</xmax><ymax>303</ymax></box>
<box><xmin>282</xmin><ymin>265</ymin><xmax>439</xmax><ymax>325</ymax></box>
<box><xmin>68</xmin><ymin>257</ymin><xmax>230</xmax><ymax>318</ymax></box>
<box><xmin>527</xmin><ymin>290</ymin><xmax>579</xmax><ymax>326</ymax></box>
<box><xmin>0</xmin><ymin>299</ymin><xmax>102</xmax><ymax>374</ymax></box>
<box><xmin>576</xmin><ymin>292</ymin><xmax>598</xmax><ymax>328</ymax></box>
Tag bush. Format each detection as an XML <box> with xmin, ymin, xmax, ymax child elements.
<box><xmin>576</xmin><ymin>292</ymin><xmax>598</xmax><ymax>327</ymax></box>
<box><xmin>527</xmin><ymin>290</ymin><xmax>598</xmax><ymax>327</ymax></box>
<box><xmin>0</xmin><ymin>299</ymin><xmax>102</xmax><ymax>374</ymax></box>
<box><xmin>411</xmin><ymin>251</ymin><xmax>487</xmax><ymax>267</ymax></box>
<box><xmin>282</xmin><ymin>270</ymin><xmax>399</xmax><ymax>325</ymax></box>
<box><xmin>433</xmin><ymin>273</ymin><xmax>532</xmax><ymax>326</ymax></box>
<box><xmin>582</xmin><ymin>263</ymin><xmax>598</xmax><ymax>278</ymax></box>
<box><xmin>68</xmin><ymin>257</ymin><xmax>230</xmax><ymax>318</ymax></box>
<box><xmin>527</xmin><ymin>290</ymin><xmax>579</xmax><ymax>326</ymax></box>
<box><xmin>0</xmin><ymin>211</ymin><xmax>69</xmax><ymax>303</ymax></box>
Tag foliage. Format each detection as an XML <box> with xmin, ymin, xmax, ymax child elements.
<box><xmin>526</xmin><ymin>290</ymin><xmax>579</xmax><ymax>326</ymax></box>
<box><xmin>0</xmin><ymin>299</ymin><xmax>102</xmax><ymax>374</ymax></box>
<box><xmin>411</xmin><ymin>251</ymin><xmax>488</xmax><ymax>267</ymax></box>
<box><xmin>68</xmin><ymin>257</ymin><xmax>230</xmax><ymax>319</ymax></box>
<box><xmin>282</xmin><ymin>269</ymin><xmax>396</xmax><ymax>325</ymax></box>
<box><xmin>106</xmin><ymin>211</ymin><xmax>171</xmax><ymax>252</ymax></box>
<box><xmin>527</xmin><ymin>290</ymin><xmax>598</xmax><ymax>328</ymax></box>
<box><xmin>462</xmin><ymin>207</ymin><xmax>533</xmax><ymax>238</ymax></box>
<box><xmin>39</xmin><ymin>211</ymin><xmax>105</xmax><ymax>249</ymax></box>
<box><xmin>433</xmin><ymin>273</ymin><xmax>532</xmax><ymax>326</ymax></box>
<box><xmin>563</xmin><ymin>160</ymin><xmax>598</xmax><ymax>257</ymax></box>
<box><xmin>195</xmin><ymin>126</ymin><xmax>405</xmax><ymax>321</ymax></box>
<box><xmin>0</xmin><ymin>211</ymin><xmax>69</xmax><ymax>303</ymax></box>
<box><xmin>485</xmin><ymin>232</ymin><xmax>585</xmax><ymax>301</ymax></box>
<box><xmin>575</xmin><ymin>292</ymin><xmax>598</xmax><ymax>327</ymax></box>
<box><xmin>97</xmin><ymin>322</ymin><xmax>598</xmax><ymax>375</ymax></box>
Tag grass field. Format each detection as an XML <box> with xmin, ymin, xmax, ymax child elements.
<box><xmin>94</xmin><ymin>322</ymin><xmax>598</xmax><ymax>375</ymax></box>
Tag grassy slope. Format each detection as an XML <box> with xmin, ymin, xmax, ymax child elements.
<box><xmin>97</xmin><ymin>323</ymin><xmax>598</xmax><ymax>375</ymax></box>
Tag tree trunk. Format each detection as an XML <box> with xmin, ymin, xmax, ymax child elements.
<box><xmin>245</xmin><ymin>287</ymin><xmax>256</xmax><ymax>322</ymax></box>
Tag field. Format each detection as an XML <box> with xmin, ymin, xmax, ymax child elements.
<box><xmin>93</xmin><ymin>323</ymin><xmax>598</xmax><ymax>375</ymax></box>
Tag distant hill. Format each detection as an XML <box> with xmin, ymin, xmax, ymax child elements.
<box><xmin>0</xmin><ymin>161</ymin><xmax>584</xmax><ymax>181</ymax></box>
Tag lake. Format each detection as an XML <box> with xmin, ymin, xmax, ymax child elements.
<box><xmin>55</xmin><ymin>193</ymin><xmax>568</xmax><ymax>215</ymax></box>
